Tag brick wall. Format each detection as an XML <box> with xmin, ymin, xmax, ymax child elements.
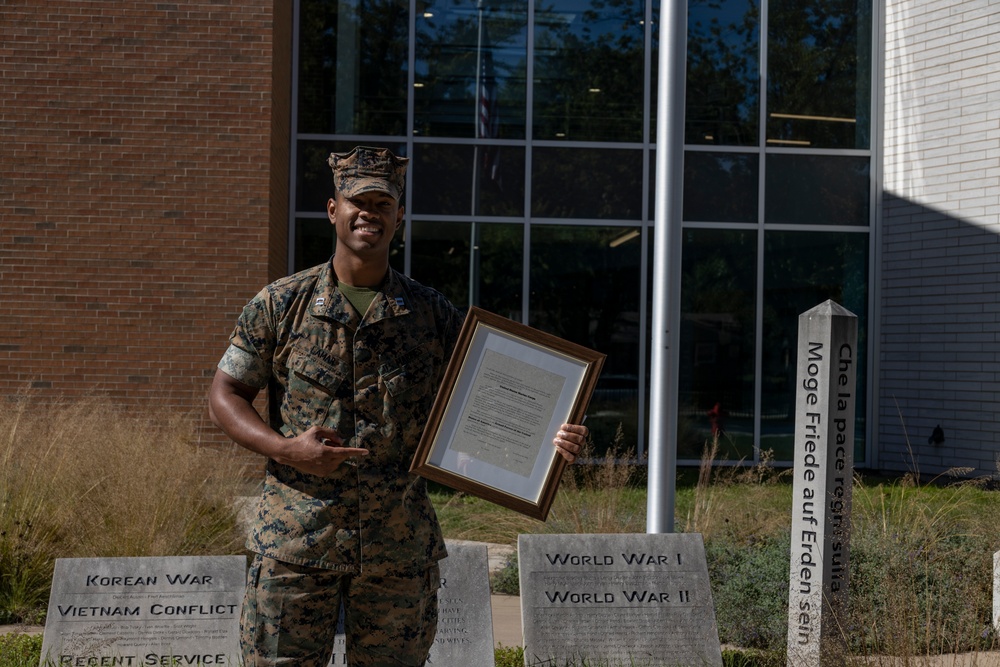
<box><xmin>880</xmin><ymin>0</ymin><xmax>1000</xmax><ymax>476</ymax></box>
<box><xmin>0</xmin><ymin>1</ymin><xmax>291</xmax><ymax>444</ymax></box>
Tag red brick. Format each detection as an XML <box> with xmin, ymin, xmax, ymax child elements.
<box><xmin>0</xmin><ymin>0</ymin><xmax>291</xmax><ymax>446</ymax></box>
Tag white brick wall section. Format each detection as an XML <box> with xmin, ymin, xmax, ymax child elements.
<box><xmin>880</xmin><ymin>0</ymin><xmax>1000</xmax><ymax>477</ymax></box>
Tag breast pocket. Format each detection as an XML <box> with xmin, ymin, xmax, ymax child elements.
<box><xmin>380</xmin><ymin>347</ymin><xmax>437</xmax><ymax>403</ymax></box>
<box><xmin>283</xmin><ymin>343</ymin><xmax>350</xmax><ymax>431</ymax></box>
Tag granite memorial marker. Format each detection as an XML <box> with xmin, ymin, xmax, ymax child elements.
<box><xmin>39</xmin><ymin>555</ymin><xmax>245</xmax><ymax>666</ymax></box>
<box><xmin>329</xmin><ymin>540</ymin><xmax>495</xmax><ymax>666</ymax></box>
<box><xmin>786</xmin><ymin>300</ymin><xmax>857</xmax><ymax>666</ymax></box>
<box><xmin>519</xmin><ymin>533</ymin><xmax>722</xmax><ymax>667</ymax></box>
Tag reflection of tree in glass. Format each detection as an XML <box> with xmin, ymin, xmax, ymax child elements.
<box><xmin>411</xmin><ymin>144</ymin><xmax>524</xmax><ymax>217</ymax></box>
<box><xmin>477</xmin><ymin>224</ymin><xmax>524</xmax><ymax>316</ymax></box>
<box><xmin>298</xmin><ymin>142</ymin><xmax>335</xmax><ymax>214</ymax></box>
<box><xmin>298</xmin><ymin>0</ymin><xmax>409</xmax><ymax>136</ymax></box>
<box><xmin>407</xmin><ymin>219</ymin><xmax>469</xmax><ymax>309</ymax></box>
<box><xmin>529</xmin><ymin>225</ymin><xmax>642</xmax><ymax>456</ymax></box>
<box><xmin>760</xmin><ymin>232</ymin><xmax>868</xmax><ymax>419</ymax></box>
<box><xmin>414</xmin><ymin>1</ymin><xmax>527</xmax><ymax>138</ymax></box>
<box><xmin>531</xmin><ymin>148</ymin><xmax>643</xmax><ymax>220</ymax></box>
<box><xmin>529</xmin><ymin>225</ymin><xmax>639</xmax><ymax>363</ymax></box>
<box><xmin>533</xmin><ymin>0</ymin><xmax>645</xmax><ymax>142</ymax></box>
<box><xmin>682</xmin><ymin>232</ymin><xmax>755</xmax><ymax>328</ymax></box>
<box><xmin>764</xmin><ymin>154</ymin><xmax>870</xmax><ymax>225</ymax></box>
<box><xmin>685</xmin><ymin>0</ymin><xmax>760</xmax><ymax>146</ymax></box>
<box><xmin>677</xmin><ymin>229</ymin><xmax>756</xmax><ymax>457</ymax></box>
<box><xmin>410</xmin><ymin>221</ymin><xmax>522</xmax><ymax>315</ymax></box>
<box><xmin>766</xmin><ymin>0</ymin><xmax>872</xmax><ymax>149</ymax></box>
<box><xmin>682</xmin><ymin>152</ymin><xmax>758</xmax><ymax>223</ymax></box>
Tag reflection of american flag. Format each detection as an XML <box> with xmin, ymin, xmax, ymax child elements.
<box><xmin>477</xmin><ymin>35</ymin><xmax>502</xmax><ymax>189</ymax></box>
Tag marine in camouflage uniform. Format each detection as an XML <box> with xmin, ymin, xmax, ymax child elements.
<box><xmin>209</xmin><ymin>146</ymin><xmax>589</xmax><ymax>667</ymax></box>
<box><xmin>211</xmin><ymin>146</ymin><xmax>461</xmax><ymax>667</ymax></box>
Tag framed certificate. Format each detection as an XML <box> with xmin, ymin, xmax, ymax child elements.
<box><xmin>410</xmin><ymin>307</ymin><xmax>606</xmax><ymax>521</ymax></box>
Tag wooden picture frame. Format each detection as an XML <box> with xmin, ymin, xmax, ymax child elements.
<box><xmin>410</xmin><ymin>307</ymin><xmax>606</xmax><ymax>521</ymax></box>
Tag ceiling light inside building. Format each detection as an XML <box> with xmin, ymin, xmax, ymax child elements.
<box><xmin>609</xmin><ymin>229</ymin><xmax>640</xmax><ymax>248</ymax></box>
<box><xmin>770</xmin><ymin>112</ymin><xmax>856</xmax><ymax>124</ymax></box>
<box><xmin>766</xmin><ymin>138</ymin><xmax>811</xmax><ymax>146</ymax></box>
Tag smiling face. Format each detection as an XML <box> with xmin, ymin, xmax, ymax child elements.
<box><xmin>327</xmin><ymin>189</ymin><xmax>404</xmax><ymax>285</ymax></box>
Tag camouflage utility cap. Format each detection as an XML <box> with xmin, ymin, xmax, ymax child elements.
<box><xmin>328</xmin><ymin>146</ymin><xmax>409</xmax><ymax>200</ymax></box>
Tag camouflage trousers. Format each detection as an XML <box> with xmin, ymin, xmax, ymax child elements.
<box><xmin>240</xmin><ymin>554</ymin><xmax>440</xmax><ymax>667</ymax></box>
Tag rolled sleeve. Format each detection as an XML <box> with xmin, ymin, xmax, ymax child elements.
<box><xmin>218</xmin><ymin>344</ymin><xmax>269</xmax><ymax>389</ymax></box>
<box><xmin>218</xmin><ymin>290</ymin><xmax>277</xmax><ymax>389</ymax></box>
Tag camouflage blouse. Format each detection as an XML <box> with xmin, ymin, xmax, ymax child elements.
<box><xmin>219</xmin><ymin>260</ymin><xmax>463</xmax><ymax>574</ymax></box>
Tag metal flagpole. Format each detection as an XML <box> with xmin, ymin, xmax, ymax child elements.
<box><xmin>469</xmin><ymin>0</ymin><xmax>486</xmax><ymax>308</ymax></box>
<box><xmin>646</xmin><ymin>0</ymin><xmax>686</xmax><ymax>534</ymax></box>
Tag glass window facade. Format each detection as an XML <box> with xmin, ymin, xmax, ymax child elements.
<box><xmin>685</xmin><ymin>0</ymin><xmax>759</xmax><ymax>146</ymax></box>
<box><xmin>290</xmin><ymin>0</ymin><xmax>875</xmax><ymax>464</ymax></box>
<box><xmin>766</xmin><ymin>0</ymin><xmax>872</xmax><ymax>150</ymax></box>
<box><xmin>533</xmin><ymin>0</ymin><xmax>646</xmax><ymax>142</ymax></box>
<box><xmin>678</xmin><ymin>228</ymin><xmax>757</xmax><ymax>461</ymax></box>
<box><xmin>414</xmin><ymin>0</ymin><xmax>528</xmax><ymax>139</ymax></box>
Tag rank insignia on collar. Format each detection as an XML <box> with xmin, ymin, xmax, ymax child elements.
<box><xmin>394</xmin><ymin>297</ymin><xmax>405</xmax><ymax>307</ymax></box>
<box><xmin>315</xmin><ymin>297</ymin><xmax>326</xmax><ymax>307</ymax></box>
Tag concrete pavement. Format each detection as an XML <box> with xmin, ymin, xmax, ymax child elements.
<box><xmin>490</xmin><ymin>594</ymin><xmax>523</xmax><ymax>648</ymax></box>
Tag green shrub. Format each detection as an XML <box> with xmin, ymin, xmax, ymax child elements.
<box><xmin>706</xmin><ymin>532</ymin><xmax>790</xmax><ymax>651</ymax></box>
<box><xmin>0</xmin><ymin>543</ymin><xmax>50</xmax><ymax>626</ymax></box>
<box><xmin>491</xmin><ymin>551</ymin><xmax>520</xmax><ymax>596</ymax></box>
<box><xmin>0</xmin><ymin>633</ymin><xmax>42</xmax><ymax>667</ymax></box>
<box><xmin>721</xmin><ymin>647</ymin><xmax>784</xmax><ymax>667</ymax></box>
<box><xmin>494</xmin><ymin>644</ymin><xmax>525</xmax><ymax>667</ymax></box>
<box><xmin>846</xmin><ymin>478</ymin><xmax>1000</xmax><ymax>657</ymax></box>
